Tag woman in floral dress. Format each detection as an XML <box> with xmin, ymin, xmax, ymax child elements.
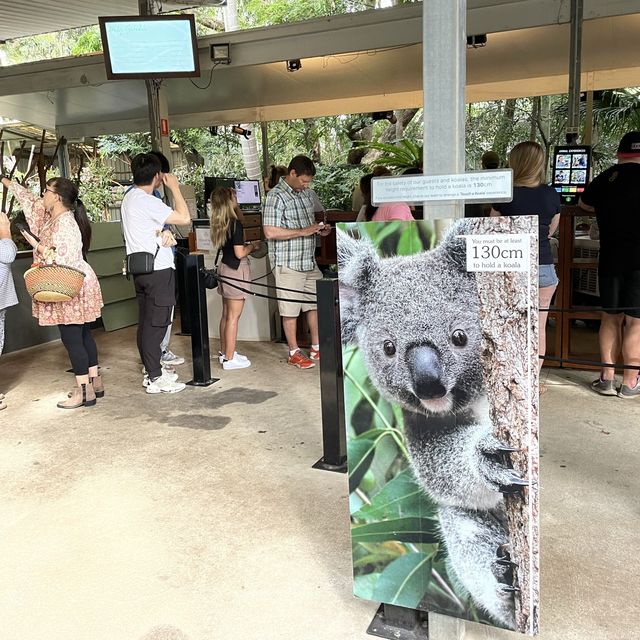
<box><xmin>1</xmin><ymin>176</ymin><xmax>104</xmax><ymax>409</ymax></box>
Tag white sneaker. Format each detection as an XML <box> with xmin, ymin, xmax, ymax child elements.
<box><xmin>143</xmin><ymin>370</ymin><xmax>179</xmax><ymax>388</ymax></box>
<box><xmin>218</xmin><ymin>351</ymin><xmax>249</xmax><ymax>364</ymax></box>
<box><xmin>222</xmin><ymin>355</ymin><xmax>251</xmax><ymax>370</ymax></box>
<box><xmin>145</xmin><ymin>371</ymin><xmax>186</xmax><ymax>394</ymax></box>
<box><xmin>142</xmin><ymin>363</ymin><xmax>176</xmax><ymax>375</ymax></box>
<box><xmin>160</xmin><ymin>350</ymin><xmax>185</xmax><ymax>366</ymax></box>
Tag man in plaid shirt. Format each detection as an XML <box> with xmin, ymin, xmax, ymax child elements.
<box><xmin>263</xmin><ymin>155</ymin><xmax>331</xmax><ymax>369</ymax></box>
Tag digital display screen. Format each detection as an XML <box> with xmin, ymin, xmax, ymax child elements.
<box><xmin>234</xmin><ymin>180</ymin><xmax>261</xmax><ymax>205</ymax></box>
<box><xmin>99</xmin><ymin>15</ymin><xmax>200</xmax><ymax>79</ymax></box>
<box><xmin>551</xmin><ymin>145</ymin><xmax>591</xmax><ymax>205</ymax></box>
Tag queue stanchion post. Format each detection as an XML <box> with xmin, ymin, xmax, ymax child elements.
<box><xmin>176</xmin><ymin>238</ymin><xmax>191</xmax><ymax>336</ymax></box>
<box><xmin>185</xmin><ymin>252</ymin><xmax>217</xmax><ymax>387</ymax></box>
<box><xmin>312</xmin><ymin>276</ymin><xmax>347</xmax><ymax>473</ymax></box>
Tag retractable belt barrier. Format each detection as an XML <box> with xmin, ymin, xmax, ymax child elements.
<box><xmin>178</xmin><ymin>248</ymin><xmax>639</xmax><ymax>373</ymax></box>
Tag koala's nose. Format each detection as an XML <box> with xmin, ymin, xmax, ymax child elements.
<box><xmin>407</xmin><ymin>345</ymin><xmax>447</xmax><ymax>399</ymax></box>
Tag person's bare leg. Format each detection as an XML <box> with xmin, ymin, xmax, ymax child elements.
<box><xmin>539</xmin><ymin>284</ymin><xmax>557</xmax><ymax>372</ymax></box>
<box><xmin>282</xmin><ymin>316</ymin><xmax>299</xmax><ymax>352</ymax></box>
<box><xmin>306</xmin><ymin>309</ymin><xmax>319</xmax><ymax>347</ymax></box>
<box><xmin>599</xmin><ymin>312</ymin><xmax>624</xmax><ymax>380</ymax></box>
<box><xmin>224</xmin><ymin>299</ymin><xmax>245</xmax><ymax>361</ymax></box>
<box><xmin>219</xmin><ymin>298</ymin><xmax>228</xmax><ymax>356</ymax></box>
<box><xmin>621</xmin><ymin>315</ymin><xmax>640</xmax><ymax>388</ymax></box>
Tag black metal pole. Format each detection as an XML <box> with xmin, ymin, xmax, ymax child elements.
<box><xmin>185</xmin><ymin>253</ymin><xmax>217</xmax><ymax>387</ymax></box>
<box><xmin>175</xmin><ymin>239</ymin><xmax>191</xmax><ymax>335</ymax></box>
<box><xmin>312</xmin><ymin>277</ymin><xmax>347</xmax><ymax>473</ymax></box>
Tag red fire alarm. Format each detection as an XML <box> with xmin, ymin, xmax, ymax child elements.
<box><xmin>160</xmin><ymin>118</ymin><xmax>169</xmax><ymax>136</ymax></box>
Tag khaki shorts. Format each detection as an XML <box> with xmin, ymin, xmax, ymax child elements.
<box><xmin>275</xmin><ymin>265</ymin><xmax>321</xmax><ymax>317</ymax></box>
<box><xmin>217</xmin><ymin>259</ymin><xmax>251</xmax><ymax>300</ymax></box>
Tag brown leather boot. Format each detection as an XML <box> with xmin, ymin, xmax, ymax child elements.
<box><xmin>91</xmin><ymin>374</ymin><xmax>105</xmax><ymax>398</ymax></box>
<box><xmin>57</xmin><ymin>383</ymin><xmax>96</xmax><ymax>409</ymax></box>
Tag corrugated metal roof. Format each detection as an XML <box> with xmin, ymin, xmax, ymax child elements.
<box><xmin>0</xmin><ymin>1</ymin><xmax>193</xmax><ymax>41</ymax></box>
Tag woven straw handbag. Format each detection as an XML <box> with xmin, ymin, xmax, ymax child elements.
<box><xmin>24</xmin><ymin>253</ymin><xmax>85</xmax><ymax>303</ymax></box>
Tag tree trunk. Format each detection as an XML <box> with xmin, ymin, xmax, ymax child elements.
<box><xmin>239</xmin><ymin>124</ymin><xmax>262</xmax><ymax>181</ymax></box>
<box><xmin>379</xmin><ymin>108</ymin><xmax>419</xmax><ymax>143</ymax></box>
<box><xmin>471</xmin><ymin>216</ymin><xmax>540</xmax><ymax>635</ymax></box>
<box><xmin>529</xmin><ymin>96</ymin><xmax>541</xmax><ymax>141</ymax></box>
<box><xmin>493</xmin><ymin>98</ymin><xmax>517</xmax><ymax>161</ymax></box>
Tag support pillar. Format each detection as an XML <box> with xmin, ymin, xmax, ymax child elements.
<box><xmin>261</xmin><ymin>122</ymin><xmax>270</xmax><ymax>180</ymax></box>
<box><xmin>420</xmin><ymin>1</ymin><xmax>467</xmax><ymax>636</ymax></box>
<box><xmin>422</xmin><ymin>0</ymin><xmax>466</xmax><ymax>221</ymax></box>
<box><xmin>139</xmin><ymin>0</ymin><xmax>173</xmax><ymax>162</ymax></box>
<box><xmin>566</xmin><ymin>0</ymin><xmax>583</xmax><ymax>143</ymax></box>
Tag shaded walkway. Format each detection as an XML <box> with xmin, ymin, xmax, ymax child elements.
<box><xmin>0</xmin><ymin>327</ymin><xmax>638</xmax><ymax>639</ymax></box>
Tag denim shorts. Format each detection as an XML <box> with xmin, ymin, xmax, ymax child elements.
<box><xmin>539</xmin><ymin>264</ymin><xmax>558</xmax><ymax>288</ymax></box>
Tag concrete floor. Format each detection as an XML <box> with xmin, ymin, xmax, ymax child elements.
<box><xmin>0</xmin><ymin>327</ymin><xmax>638</xmax><ymax>640</ymax></box>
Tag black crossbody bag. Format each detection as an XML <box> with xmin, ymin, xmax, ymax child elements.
<box><xmin>125</xmin><ymin>246</ymin><xmax>159</xmax><ymax>277</ymax></box>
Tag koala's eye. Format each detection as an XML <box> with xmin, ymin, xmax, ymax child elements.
<box><xmin>383</xmin><ymin>340</ymin><xmax>396</xmax><ymax>357</ymax></box>
<box><xmin>451</xmin><ymin>329</ymin><xmax>468</xmax><ymax>347</ymax></box>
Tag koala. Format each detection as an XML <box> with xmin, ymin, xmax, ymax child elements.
<box><xmin>338</xmin><ymin>220</ymin><xmax>526</xmax><ymax>630</ymax></box>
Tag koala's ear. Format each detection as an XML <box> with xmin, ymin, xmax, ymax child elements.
<box><xmin>438</xmin><ymin>219</ymin><xmax>473</xmax><ymax>274</ymax></box>
<box><xmin>336</xmin><ymin>228</ymin><xmax>380</xmax><ymax>344</ymax></box>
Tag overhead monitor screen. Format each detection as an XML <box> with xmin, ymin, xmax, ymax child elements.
<box><xmin>234</xmin><ymin>180</ymin><xmax>261</xmax><ymax>205</ymax></box>
<box><xmin>99</xmin><ymin>15</ymin><xmax>200</xmax><ymax>79</ymax></box>
<box><xmin>551</xmin><ymin>145</ymin><xmax>591</xmax><ymax>205</ymax></box>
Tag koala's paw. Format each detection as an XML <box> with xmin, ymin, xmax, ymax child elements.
<box><xmin>477</xmin><ymin>435</ymin><xmax>529</xmax><ymax>495</ymax></box>
<box><xmin>439</xmin><ymin>506</ymin><xmax>516</xmax><ymax>630</ymax></box>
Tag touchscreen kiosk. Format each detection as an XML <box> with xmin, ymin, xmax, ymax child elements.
<box><xmin>551</xmin><ymin>145</ymin><xmax>591</xmax><ymax>205</ymax></box>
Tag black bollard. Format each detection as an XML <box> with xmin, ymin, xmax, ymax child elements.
<box><xmin>312</xmin><ymin>277</ymin><xmax>347</xmax><ymax>473</ymax></box>
<box><xmin>184</xmin><ymin>252</ymin><xmax>217</xmax><ymax>387</ymax></box>
<box><xmin>175</xmin><ymin>238</ymin><xmax>191</xmax><ymax>336</ymax></box>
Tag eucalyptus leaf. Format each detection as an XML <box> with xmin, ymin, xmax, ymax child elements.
<box><xmin>351</xmin><ymin>517</ymin><xmax>440</xmax><ymax>544</ymax></box>
<box><xmin>372</xmin><ymin>553</ymin><xmax>432</xmax><ymax>608</ymax></box>
<box><xmin>397</xmin><ymin>226</ymin><xmax>417</xmax><ymax>256</ymax></box>
<box><xmin>348</xmin><ymin>436</ymin><xmax>377</xmax><ymax>490</ymax></box>
<box><xmin>353</xmin><ymin>572</ymin><xmax>380</xmax><ymax>601</ymax></box>
<box><xmin>353</xmin><ymin>468</ymin><xmax>435</xmax><ymax>521</ymax></box>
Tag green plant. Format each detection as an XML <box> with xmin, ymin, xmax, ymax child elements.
<box><xmin>79</xmin><ymin>157</ymin><xmax>120</xmax><ymax>222</ymax></box>
<box><xmin>173</xmin><ymin>164</ymin><xmax>206</xmax><ymax>215</ymax></box>
<box><xmin>363</xmin><ymin>139</ymin><xmax>423</xmax><ymax>172</ymax></box>
<box><xmin>313</xmin><ymin>164</ymin><xmax>366</xmax><ymax>211</ymax></box>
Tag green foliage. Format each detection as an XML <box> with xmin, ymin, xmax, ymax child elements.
<box><xmin>70</xmin><ymin>26</ymin><xmax>102</xmax><ymax>56</ymax></box>
<box><xmin>238</xmin><ymin>0</ymin><xmax>371</xmax><ymax>28</ymax></box>
<box><xmin>79</xmin><ymin>157</ymin><xmax>119</xmax><ymax>222</ymax></box>
<box><xmin>364</xmin><ymin>139</ymin><xmax>423</xmax><ymax>171</ymax></box>
<box><xmin>1</xmin><ymin>26</ymin><xmax>102</xmax><ymax>64</ymax></box>
<box><xmin>313</xmin><ymin>164</ymin><xmax>365</xmax><ymax>210</ymax></box>
<box><xmin>98</xmin><ymin>133</ymin><xmax>152</xmax><ymax>159</ymax></box>
<box><xmin>174</xmin><ymin>164</ymin><xmax>207</xmax><ymax>214</ymax></box>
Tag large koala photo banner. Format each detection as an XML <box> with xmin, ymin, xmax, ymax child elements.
<box><xmin>337</xmin><ymin>216</ymin><xmax>540</xmax><ymax>635</ymax></box>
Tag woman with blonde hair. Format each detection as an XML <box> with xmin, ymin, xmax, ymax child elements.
<box><xmin>491</xmin><ymin>141</ymin><xmax>561</xmax><ymax>374</ymax></box>
<box><xmin>209</xmin><ymin>187</ymin><xmax>259</xmax><ymax>370</ymax></box>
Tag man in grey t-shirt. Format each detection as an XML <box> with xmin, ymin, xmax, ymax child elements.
<box><xmin>121</xmin><ymin>153</ymin><xmax>191</xmax><ymax>393</ymax></box>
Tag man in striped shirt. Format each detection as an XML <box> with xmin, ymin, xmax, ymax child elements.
<box><xmin>263</xmin><ymin>155</ymin><xmax>330</xmax><ymax>369</ymax></box>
